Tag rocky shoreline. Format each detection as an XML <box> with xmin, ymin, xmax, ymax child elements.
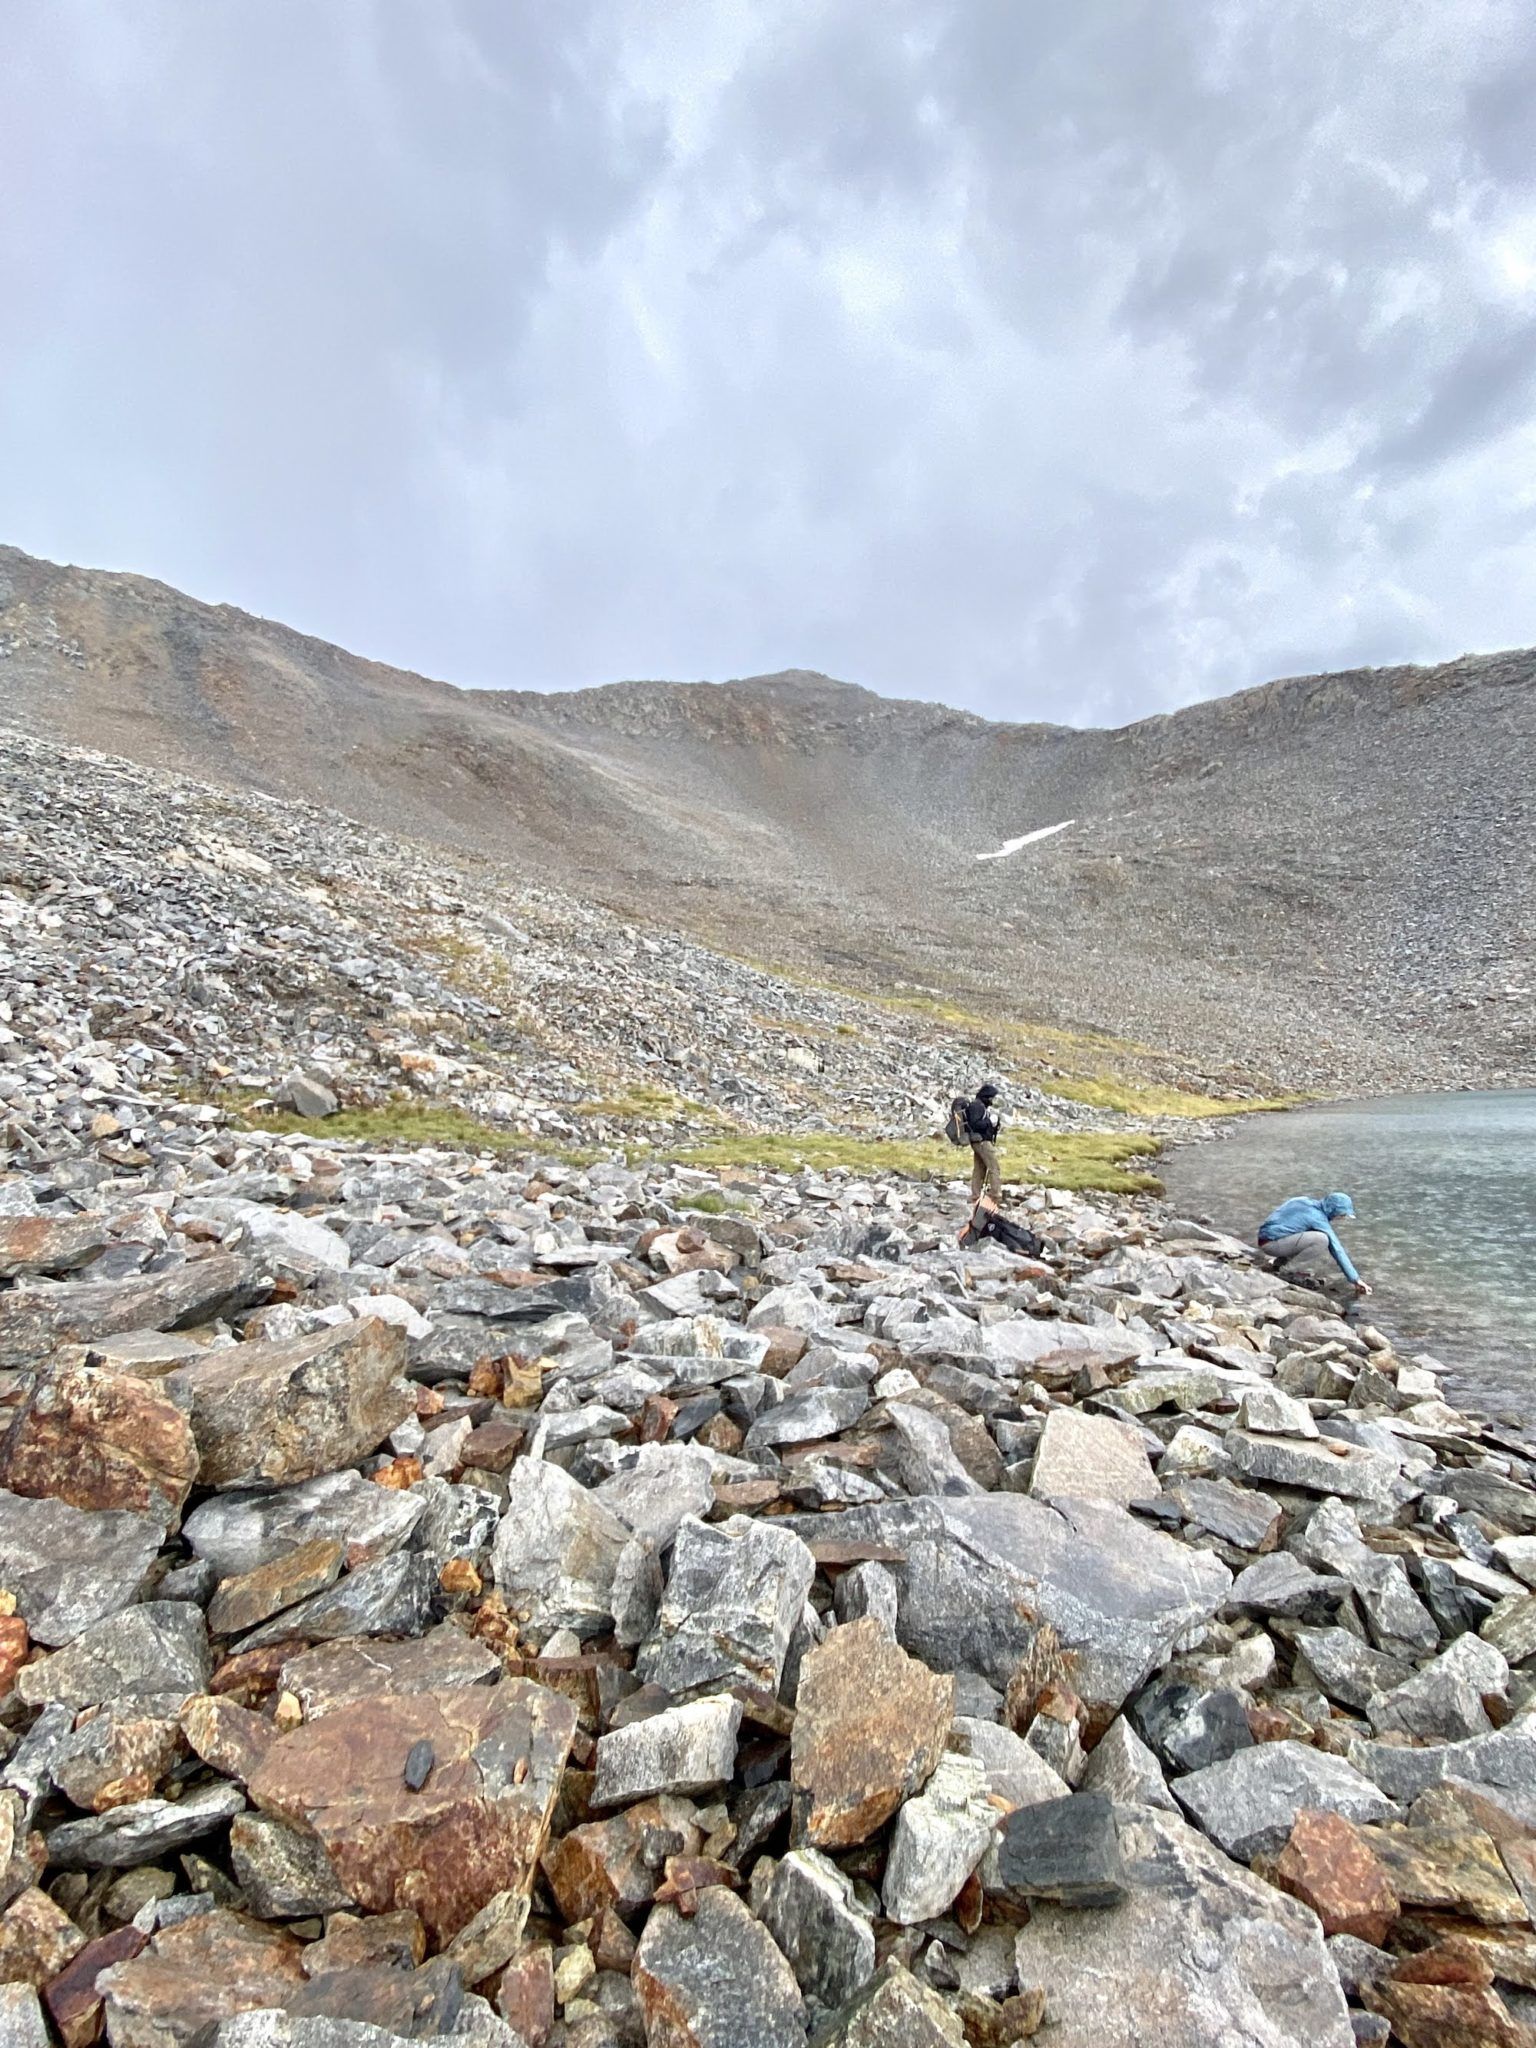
<box><xmin>4</xmin><ymin>1069</ymin><xmax>1536</xmax><ymax>2047</ymax></box>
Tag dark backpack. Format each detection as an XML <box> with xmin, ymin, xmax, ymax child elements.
<box><xmin>943</xmin><ymin>1097</ymin><xmax>971</xmax><ymax>1147</ymax></box>
<box><xmin>961</xmin><ymin>1207</ymin><xmax>1045</xmax><ymax>1258</ymax></box>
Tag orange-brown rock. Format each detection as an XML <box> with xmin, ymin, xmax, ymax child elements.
<box><xmin>247</xmin><ymin>1681</ymin><xmax>578</xmax><ymax>1947</ymax></box>
<box><xmin>278</xmin><ymin>1627</ymin><xmax>500</xmax><ymax>1720</ymax></box>
<box><xmin>179</xmin><ymin>1696</ymin><xmax>277</xmax><ymax>1785</ymax></box>
<box><xmin>1364</xmin><ymin>1979</ymin><xmax>1529</xmax><ymax>2048</ymax></box>
<box><xmin>96</xmin><ymin>1910</ymin><xmax>306</xmax><ymax>2047</ymax></box>
<box><xmin>590</xmin><ymin>1909</ymin><xmax>636</xmax><ymax>1975</ymax></box>
<box><xmin>459</xmin><ymin>1419</ymin><xmax>525</xmax><ymax>1474</ymax></box>
<box><xmin>790</xmin><ymin>1619</ymin><xmax>953</xmax><ymax>1849</ymax></box>
<box><xmin>209</xmin><ymin>1643</ymin><xmax>296</xmax><ymax>1706</ymax></box>
<box><xmin>52</xmin><ymin>1704</ymin><xmax>186</xmax><ymax>1815</ymax></box>
<box><xmin>299</xmin><ymin>1910</ymin><xmax>425</xmax><ymax>1979</ymax></box>
<box><xmin>1390</xmin><ymin>1935</ymin><xmax>1496</xmax><ymax>1988</ymax></box>
<box><xmin>0</xmin><ymin>1888</ymin><xmax>85</xmax><ymax>1989</ymax></box>
<box><xmin>1271</xmin><ymin>1809</ymin><xmax>1400</xmax><ymax>1945</ymax></box>
<box><xmin>755</xmin><ymin>1326</ymin><xmax>810</xmax><ymax>1377</ymax></box>
<box><xmin>0</xmin><ymin>1617</ymin><xmax>29</xmax><ymax>1699</ymax></box>
<box><xmin>0</xmin><ymin>1368</ymin><xmax>197</xmax><ymax>1522</ymax></box>
<box><xmin>541</xmin><ymin>1796</ymin><xmax>704</xmax><ymax>1922</ymax></box>
<box><xmin>0</xmin><ymin>1215</ymin><xmax>110</xmax><ymax>1281</ymax></box>
<box><xmin>207</xmin><ymin>1540</ymin><xmax>344</xmax><ymax>1637</ymax></box>
<box><xmin>43</xmin><ymin>1926</ymin><xmax>146</xmax><ymax>2048</ymax></box>
<box><xmin>371</xmin><ymin>1456</ymin><xmax>424</xmax><ymax>1491</ymax></box>
<box><xmin>496</xmin><ymin>1942</ymin><xmax>554</xmax><ymax>2046</ymax></box>
<box><xmin>166</xmin><ymin>1318</ymin><xmax>414</xmax><ymax>1490</ymax></box>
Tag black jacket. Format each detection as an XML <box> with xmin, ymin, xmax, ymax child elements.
<box><xmin>965</xmin><ymin>1096</ymin><xmax>1002</xmax><ymax>1144</ymax></box>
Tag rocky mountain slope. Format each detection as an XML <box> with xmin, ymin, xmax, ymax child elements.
<box><xmin>4</xmin><ymin>544</ymin><xmax>1532</xmax><ymax>1097</ymax></box>
<box><xmin>4</xmin><ymin>916</ymin><xmax>1536</xmax><ymax>2044</ymax></box>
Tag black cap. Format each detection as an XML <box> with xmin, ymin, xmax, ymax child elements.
<box><xmin>977</xmin><ymin>1080</ymin><xmax>1001</xmax><ymax>1101</ymax></box>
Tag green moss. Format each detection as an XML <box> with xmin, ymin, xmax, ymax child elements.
<box><xmin>669</xmin><ymin>1128</ymin><xmax>1163</xmax><ymax>1194</ymax></box>
<box><xmin>239</xmin><ymin>1098</ymin><xmax>531</xmax><ymax>1153</ymax></box>
<box><xmin>674</xmin><ymin>1190</ymin><xmax>752</xmax><ymax>1216</ymax></box>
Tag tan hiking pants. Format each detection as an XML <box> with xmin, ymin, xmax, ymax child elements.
<box><xmin>970</xmin><ymin>1140</ymin><xmax>1001</xmax><ymax>1201</ymax></box>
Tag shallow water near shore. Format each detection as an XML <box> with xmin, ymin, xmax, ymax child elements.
<box><xmin>1161</xmin><ymin>1090</ymin><xmax>1536</xmax><ymax>1417</ymax></box>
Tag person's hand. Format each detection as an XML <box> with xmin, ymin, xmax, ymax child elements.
<box><xmin>1354</xmin><ymin>1279</ymin><xmax>1372</xmax><ymax>1299</ymax></box>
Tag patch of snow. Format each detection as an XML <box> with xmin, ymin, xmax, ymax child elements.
<box><xmin>976</xmin><ymin>820</ymin><xmax>1075</xmax><ymax>862</ymax></box>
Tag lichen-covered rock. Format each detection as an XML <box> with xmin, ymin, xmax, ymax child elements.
<box><xmin>247</xmin><ymin>1681</ymin><xmax>578</xmax><ymax>1946</ymax></box>
<box><xmin>637</xmin><ymin>1514</ymin><xmax>815</xmax><ymax>1699</ymax></box>
<box><xmin>633</xmin><ymin>1888</ymin><xmax>804</xmax><ymax>2048</ymax></box>
<box><xmin>790</xmin><ymin>1619</ymin><xmax>952</xmax><ymax>1849</ymax></box>
<box><xmin>0</xmin><ymin>1368</ymin><xmax>198</xmax><ymax>1522</ymax></box>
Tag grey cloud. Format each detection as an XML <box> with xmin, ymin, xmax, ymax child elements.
<box><xmin>2</xmin><ymin>0</ymin><xmax>1536</xmax><ymax>727</ymax></box>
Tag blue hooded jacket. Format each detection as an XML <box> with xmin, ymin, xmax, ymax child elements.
<box><xmin>1257</xmin><ymin>1193</ymin><xmax>1360</xmax><ymax>1284</ymax></box>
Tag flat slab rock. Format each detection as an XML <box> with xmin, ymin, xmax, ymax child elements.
<box><xmin>0</xmin><ymin>1488</ymin><xmax>163</xmax><ymax>1646</ymax></box>
<box><xmin>1013</xmin><ymin>1804</ymin><xmax>1355</xmax><ymax>2047</ymax></box>
<box><xmin>790</xmin><ymin>1618</ymin><xmax>953</xmax><ymax>1849</ymax></box>
<box><xmin>638</xmin><ymin>1513</ymin><xmax>815</xmax><ymax>1698</ymax></box>
<box><xmin>1174</xmin><ymin>1740</ymin><xmax>1398</xmax><ymax>1861</ymax></box>
<box><xmin>788</xmin><ymin>1494</ymin><xmax>1230</xmax><ymax>1711</ymax></box>
<box><xmin>97</xmin><ymin>1908</ymin><xmax>308</xmax><ymax>2048</ymax></box>
<box><xmin>0</xmin><ymin>1367</ymin><xmax>198</xmax><ymax>1521</ymax></box>
<box><xmin>247</xmin><ymin>1680</ymin><xmax>578</xmax><ymax>1946</ymax></box>
<box><xmin>1029</xmin><ymin>1407</ymin><xmax>1157</xmax><ymax>1508</ymax></box>
<box><xmin>633</xmin><ymin>1887</ymin><xmax>805</xmax><ymax>2048</ymax></box>
<box><xmin>0</xmin><ymin>1253</ymin><xmax>263</xmax><ymax>1371</ymax></box>
<box><xmin>167</xmin><ymin>1318</ymin><xmax>415</xmax><ymax>1490</ymax></box>
<box><xmin>278</xmin><ymin>1628</ymin><xmax>502</xmax><ymax>1720</ymax></box>
<box><xmin>183</xmin><ymin>1472</ymin><xmax>425</xmax><ymax>1582</ymax></box>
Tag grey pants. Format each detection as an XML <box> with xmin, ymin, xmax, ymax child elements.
<box><xmin>970</xmin><ymin>1140</ymin><xmax>1001</xmax><ymax>1201</ymax></box>
<box><xmin>1259</xmin><ymin>1229</ymin><xmax>1331</xmax><ymax>1269</ymax></box>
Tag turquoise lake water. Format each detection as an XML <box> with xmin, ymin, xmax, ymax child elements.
<box><xmin>1160</xmin><ymin>1091</ymin><xmax>1536</xmax><ymax>1418</ymax></box>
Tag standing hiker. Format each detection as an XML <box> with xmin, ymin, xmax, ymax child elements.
<box><xmin>963</xmin><ymin>1080</ymin><xmax>1004</xmax><ymax>1203</ymax></box>
<box><xmin>1257</xmin><ymin>1191</ymin><xmax>1372</xmax><ymax>1298</ymax></box>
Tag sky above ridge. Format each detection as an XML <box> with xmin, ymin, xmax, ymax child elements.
<box><xmin>3</xmin><ymin>2</ymin><xmax>1536</xmax><ymax>726</ymax></box>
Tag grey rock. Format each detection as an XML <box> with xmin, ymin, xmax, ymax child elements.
<box><xmin>1078</xmin><ymin>1714</ymin><xmax>1177</xmax><ymax>1812</ymax></box>
<box><xmin>889</xmin><ymin>1493</ymin><xmax>1231</xmax><ymax>1710</ymax></box>
<box><xmin>1437</xmin><ymin>1468</ymin><xmax>1536</xmax><ymax>1533</ymax></box>
<box><xmin>752</xmin><ymin>1847</ymin><xmax>875</xmax><ymax>2010</ymax></box>
<box><xmin>884</xmin><ymin>1403</ymin><xmax>981</xmax><ymax>1497</ymax></box>
<box><xmin>638</xmin><ymin>1514</ymin><xmax>815</xmax><ymax>1698</ymax></box>
<box><xmin>490</xmin><ymin>1458</ymin><xmax>632</xmax><ymax>1642</ymax></box>
<box><xmin>1013</xmin><ymin>1804</ymin><xmax>1353</xmax><ymax>2047</ymax></box>
<box><xmin>1327</xmin><ymin>1933</ymin><xmax>1393</xmax><ymax>1996</ymax></box>
<box><xmin>0</xmin><ymin>1488</ymin><xmax>163</xmax><ymax>1646</ymax></box>
<box><xmin>1293</xmin><ymin>1500</ymin><xmax>1438</xmax><ymax>1659</ymax></box>
<box><xmin>183</xmin><ymin>1472</ymin><xmax>426</xmax><ymax>1581</ymax></box>
<box><xmin>18</xmin><ymin>1601</ymin><xmax>211</xmax><ymax>1709</ymax></box>
<box><xmin>0</xmin><ymin>1987</ymin><xmax>48</xmax><ymax>2048</ymax></box>
<box><xmin>882</xmin><ymin>1752</ymin><xmax>996</xmax><ymax>1925</ymax></box>
<box><xmin>1224</xmin><ymin>1430</ymin><xmax>1402</xmax><ymax>1502</ymax></box>
<box><xmin>633</xmin><ymin>1888</ymin><xmax>805</xmax><ymax>2048</ymax></box>
<box><xmin>1029</xmin><ymin>1407</ymin><xmax>1156</xmax><ymax>1507</ymax></box>
<box><xmin>1293</xmin><ymin>1626</ymin><xmax>1414</xmax><ymax>1711</ymax></box>
<box><xmin>746</xmin><ymin>1383</ymin><xmax>869</xmax><ymax>1450</ymax></box>
<box><xmin>591</xmin><ymin>1443</ymin><xmax>716</xmax><ymax>1551</ymax></box>
<box><xmin>0</xmin><ymin>1252</ymin><xmax>263</xmax><ymax>1370</ymax></box>
<box><xmin>45</xmin><ymin>1781</ymin><xmax>246</xmax><ymax>1868</ymax></box>
<box><xmin>994</xmin><ymin>1789</ymin><xmax>1126</xmax><ymax>1906</ymax></box>
<box><xmin>832</xmin><ymin>1561</ymin><xmax>898</xmax><ymax>1635</ymax></box>
<box><xmin>1367</xmin><ymin>1632</ymin><xmax>1509</xmax><ymax>1741</ymax></box>
<box><xmin>1228</xmin><ymin>1551</ymin><xmax>1348</xmax><ymax>1621</ymax></box>
<box><xmin>1174</xmin><ymin>1739</ymin><xmax>1397</xmax><ymax>1860</ymax></box>
<box><xmin>233</xmin><ymin>1552</ymin><xmax>438</xmax><ymax>1651</ymax></box>
<box><xmin>950</xmin><ymin>1717</ymin><xmax>1071</xmax><ymax>1812</ymax></box>
<box><xmin>1237</xmin><ymin>1386</ymin><xmax>1319</xmax><ymax>1438</ymax></box>
<box><xmin>593</xmin><ymin>1694</ymin><xmax>742</xmax><ymax>1806</ymax></box>
<box><xmin>813</xmin><ymin>1961</ymin><xmax>963</xmax><ymax>2046</ymax></box>
<box><xmin>1346</xmin><ymin>1722</ymin><xmax>1536</xmax><ymax>1822</ymax></box>
<box><xmin>1133</xmin><ymin>1681</ymin><xmax>1254</xmax><ymax>1775</ymax></box>
<box><xmin>1170</xmin><ymin>1477</ymin><xmax>1282</xmax><ymax>1552</ymax></box>
<box><xmin>410</xmin><ymin>1479</ymin><xmax>499</xmax><ymax>1572</ymax></box>
<box><xmin>177</xmin><ymin>1196</ymin><xmax>350</xmax><ymax>1278</ymax></box>
<box><xmin>229</xmin><ymin>1812</ymin><xmax>354</xmax><ymax>1915</ymax></box>
<box><xmin>272</xmin><ymin>1072</ymin><xmax>338</xmax><ymax>1119</ymax></box>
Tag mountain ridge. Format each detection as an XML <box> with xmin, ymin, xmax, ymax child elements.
<box><xmin>3</xmin><ymin>541</ymin><xmax>1532</xmax><ymax>1096</ymax></box>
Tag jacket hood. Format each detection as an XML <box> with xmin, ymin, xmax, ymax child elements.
<box><xmin>976</xmin><ymin>1082</ymin><xmax>1001</xmax><ymax>1102</ymax></box>
<box><xmin>1321</xmin><ymin>1193</ymin><xmax>1355</xmax><ymax>1220</ymax></box>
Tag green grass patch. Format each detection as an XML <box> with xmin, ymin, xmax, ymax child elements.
<box><xmin>576</xmin><ymin>1083</ymin><xmax>712</xmax><ymax>1123</ymax></box>
<box><xmin>238</xmin><ymin>1098</ymin><xmax>531</xmax><ymax>1153</ymax></box>
<box><xmin>670</xmin><ymin>1128</ymin><xmax>1163</xmax><ymax>1194</ymax></box>
<box><xmin>674</xmin><ymin>1190</ymin><xmax>753</xmax><ymax>1216</ymax></box>
<box><xmin>1042</xmin><ymin>1075</ymin><xmax>1300</xmax><ymax>1118</ymax></box>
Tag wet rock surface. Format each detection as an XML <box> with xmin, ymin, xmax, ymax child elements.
<box><xmin>4</xmin><ymin>792</ymin><xmax>1536</xmax><ymax>2042</ymax></box>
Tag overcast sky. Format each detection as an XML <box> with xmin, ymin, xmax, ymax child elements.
<box><xmin>4</xmin><ymin>2</ymin><xmax>1536</xmax><ymax>726</ymax></box>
